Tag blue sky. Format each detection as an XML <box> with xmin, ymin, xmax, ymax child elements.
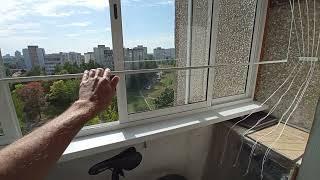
<box><xmin>0</xmin><ymin>0</ymin><xmax>174</xmax><ymax>55</ymax></box>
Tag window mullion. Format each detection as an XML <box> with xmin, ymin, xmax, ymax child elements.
<box><xmin>0</xmin><ymin>50</ymin><xmax>22</xmax><ymax>144</ymax></box>
<box><xmin>185</xmin><ymin>0</ymin><xmax>193</xmax><ymax>105</ymax></box>
<box><xmin>109</xmin><ymin>0</ymin><xmax>129</xmax><ymax>122</ymax></box>
<box><xmin>207</xmin><ymin>0</ymin><xmax>220</xmax><ymax>106</ymax></box>
<box><xmin>246</xmin><ymin>0</ymin><xmax>268</xmax><ymax>99</ymax></box>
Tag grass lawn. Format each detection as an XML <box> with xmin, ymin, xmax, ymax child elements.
<box><xmin>127</xmin><ymin>72</ymin><xmax>176</xmax><ymax>113</ymax></box>
<box><xmin>127</xmin><ymin>91</ymin><xmax>149</xmax><ymax>113</ymax></box>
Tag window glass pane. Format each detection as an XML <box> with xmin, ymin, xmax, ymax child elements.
<box><xmin>122</xmin><ymin>0</ymin><xmax>211</xmax><ymax>114</ymax></box>
<box><xmin>1</xmin><ymin>0</ymin><xmax>113</xmax><ymax>77</ymax></box>
<box><xmin>10</xmin><ymin>79</ymin><xmax>118</xmax><ymax>135</ymax></box>
<box><xmin>212</xmin><ymin>0</ymin><xmax>256</xmax><ymax>99</ymax></box>
<box><xmin>127</xmin><ymin>71</ymin><xmax>175</xmax><ymax>113</ymax></box>
<box><xmin>127</xmin><ymin>70</ymin><xmax>206</xmax><ymax>114</ymax></box>
<box><xmin>0</xmin><ymin>123</ymin><xmax>4</xmax><ymax>136</ymax></box>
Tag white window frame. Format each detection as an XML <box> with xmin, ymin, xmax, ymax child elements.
<box><xmin>0</xmin><ymin>0</ymin><xmax>271</xmax><ymax>143</ymax></box>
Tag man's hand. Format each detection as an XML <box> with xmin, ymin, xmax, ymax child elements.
<box><xmin>0</xmin><ymin>68</ymin><xmax>119</xmax><ymax>180</ymax></box>
<box><xmin>77</xmin><ymin>68</ymin><xmax>119</xmax><ymax>118</ymax></box>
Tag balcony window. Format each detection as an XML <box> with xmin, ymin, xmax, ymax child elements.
<box><xmin>0</xmin><ymin>0</ymin><xmax>262</xmax><ymax>143</ymax></box>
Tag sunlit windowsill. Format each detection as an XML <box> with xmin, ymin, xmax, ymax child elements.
<box><xmin>60</xmin><ymin>101</ymin><xmax>267</xmax><ymax>162</ymax></box>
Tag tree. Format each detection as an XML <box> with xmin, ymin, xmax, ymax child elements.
<box><xmin>127</xmin><ymin>61</ymin><xmax>158</xmax><ymax>90</ymax></box>
<box><xmin>154</xmin><ymin>88</ymin><xmax>174</xmax><ymax>109</ymax></box>
<box><xmin>54</xmin><ymin>61</ymin><xmax>102</xmax><ymax>75</ymax></box>
<box><xmin>47</xmin><ymin>79</ymin><xmax>80</xmax><ymax>112</ymax></box>
<box><xmin>80</xmin><ymin>60</ymin><xmax>102</xmax><ymax>71</ymax></box>
<box><xmin>5</xmin><ymin>66</ymin><xmax>12</xmax><ymax>77</ymax></box>
<box><xmin>99</xmin><ymin>97</ymin><xmax>119</xmax><ymax>122</ymax></box>
<box><xmin>26</xmin><ymin>66</ymin><xmax>46</xmax><ymax>76</ymax></box>
<box><xmin>16</xmin><ymin>82</ymin><xmax>45</xmax><ymax>131</ymax></box>
<box><xmin>11</xmin><ymin>84</ymin><xmax>26</xmax><ymax>132</ymax></box>
<box><xmin>85</xmin><ymin>97</ymin><xmax>119</xmax><ymax>126</ymax></box>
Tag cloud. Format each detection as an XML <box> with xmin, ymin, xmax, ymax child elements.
<box><xmin>0</xmin><ymin>22</ymin><xmax>41</xmax><ymax>37</ymax></box>
<box><xmin>57</xmin><ymin>22</ymin><xmax>91</xmax><ymax>27</ymax></box>
<box><xmin>7</xmin><ymin>22</ymin><xmax>41</xmax><ymax>30</ymax></box>
<box><xmin>0</xmin><ymin>0</ymin><xmax>107</xmax><ymax>25</ymax></box>
<box><xmin>123</xmin><ymin>0</ymin><xmax>174</xmax><ymax>7</ymax></box>
<box><xmin>65</xmin><ymin>33</ymin><xmax>81</xmax><ymax>37</ymax></box>
<box><xmin>156</xmin><ymin>0</ymin><xmax>174</xmax><ymax>5</ymax></box>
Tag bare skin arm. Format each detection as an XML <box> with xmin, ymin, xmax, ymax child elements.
<box><xmin>0</xmin><ymin>68</ymin><xmax>119</xmax><ymax>180</ymax></box>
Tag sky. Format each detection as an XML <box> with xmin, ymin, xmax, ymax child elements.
<box><xmin>0</xmin><ymin>0</ymin><xmax>175</xmax><ymax>55</ymax></box>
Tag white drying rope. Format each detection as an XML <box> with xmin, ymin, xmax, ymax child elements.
<box><xmin>298</xmin><ymin>0</ymin><xmax>306</xmax><ymax>56</ymax></box>
<box><xmin>218</xmin><ymin>62</ymin><xmax>300</xmax><ymax>166</ymax></box>
<box><xmin>219</xmin><ymin>0</ymin><xmax>302</xmax><ymax>167</ymax></box>
<box><xmin>306</xmin><ymin>0</ymin><xmax>310</xmax><ymax>56</ymax></box>
<box><xmin>312</xmin><ymin>0</ymin><xmax>316</xmax><ymax>56</ymax></box>
<box><xmin>238</xmin><ymin>63</ymin><xmax>304</xmax><ymax>173</ymax></box>
<box><xmin>260</xmin><ymin>61</ymin><xmax>315</xmax><ymax>180</ymax></box>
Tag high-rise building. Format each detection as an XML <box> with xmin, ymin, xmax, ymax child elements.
<box><xmin>93</xmin><ymin>45</ymin><xmax>114</xmax><ymax>69</ymax></box>
<box><xmin>67</xmin><ymin>52</ymin><xmax>82</xmax><ymax>65</ymax></box>
<box><xmin>14</xmin><ymin>50</ymin><xmax>25</xmax><ymax>69</ymax></box>
<box><xmin>59</xmin><ymin>52</ymin><xmax>82</xmax><ymax>65</ymax></box>
<box><xmin>59</xmin><ymin>52</ymin><xmax>69</xmax><ymax>64</ymax></box>
<box><xmin>124</xmin><ymin>45</ymin><xmax>148</xmax><ymax>70</ymax></box>
<box><xmin>0</xmin><ymin>50</ymin><xmax>4</xmax><ymax>77</ymax></box>
<box><xmin>84</xmin><ymin>52</ymin><xmax>95</xmax><ymax>63</ymax></box>
<box><xmin>44</xmin><ymin>53</ymin><xmax>62</xmax><ymax>75</ymax></box>
<box><xmin>22</xmin><ymin>46</ymin><xmax>45</xmax><ymax>71</ymax></box>
<box><xmin>132</xmin><ymin>45</ymin><xmax>147</xmax><ymax>61</ymax></box>
<box><xmin>153</xmin><ymin>47</ymin><xmax>175</xmax><ymax>60</ymax></box>
<box><xmin>15</xmin><ymin>51</ymin><xmax>22</xmax><ymax>59</ymax></box>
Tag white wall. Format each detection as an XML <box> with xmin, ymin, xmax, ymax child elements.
<box><xmin>47</xmin><ymin>126</ymin><xmax>213</xmax><ymax>180</ymax></box>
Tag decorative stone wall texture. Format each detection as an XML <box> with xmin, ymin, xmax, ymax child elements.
<box><xmin>212</xmin><ymin>0</ymin><xmax>257</xmax><ymax>98</ymax></box>
<box><xmin>175</xmin><ymin>0</ymin><xmax>211</xmax><ymax>105</ymax></box>
<box><xmin>255</xmin><ymin>0</ymin><xmax>320</xmax><ymax>130</ymax></box>
<box><xmin>174</xmin><ymin>0</ymin><xmax>188</xmax><ymax>106</ymax></box>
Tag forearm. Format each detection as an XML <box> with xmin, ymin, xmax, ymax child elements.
<box><xmin>0</xmin><ymin>101</ymin><xmax>94</xmax><ymax>180</ymax></box>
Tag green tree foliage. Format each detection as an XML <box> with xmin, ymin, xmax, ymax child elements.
<box><xmin>11</xmin><ymin>84</ymin><xmax>26</xmax><ymax>131</ymax></box>
<box><xmin>154</xmin><ymin>88</ymin><xmax>174</xmax><ymax>109</ymax></box>
<box><xmin>100</xmin><ymin>97</ymin><xmax>119</xmax><ymax>122</ymax></box>
<box><xmin>127</xmin><ymin>61</ymin><xmax>158</xmax><ymax>90</ymax></box>
<box><xmin>11</xmin><ymin>61</ymin><xmax>120</xmax><ymax>134</ymax></box>
<box><xmin>54</xmin><ymin>60</ymin><xmax>102</xmax><ymax>75</ymax></box>
<box><xmin>85</xmin><ymin>97</ymin><xmax>119</xmax><ymax>126</ymax></box>
<box><xmin>47</xmin><ymin>79</ymin><xmax>80</xmax><ymax>107</ymax></box>
<box><xmin>5</xmin><ymin>66</ymin><xmax>12</xmax><ymax>77</ymax></box>
<box><xmin>26</xmin><ymin>66</ymin><xmax>46</xmax><ymax>76</ymax></box>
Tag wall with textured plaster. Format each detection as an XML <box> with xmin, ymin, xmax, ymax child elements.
<box><xmin>255</xmin><ymin>0</ymin><xmax>320</xmax><ymax>130</ymax></box>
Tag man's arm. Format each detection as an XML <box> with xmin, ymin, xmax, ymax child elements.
<box><xmin>0</xmin><ymin>68</ymin><xmax>119</xmax><ymax>180</ymax></box>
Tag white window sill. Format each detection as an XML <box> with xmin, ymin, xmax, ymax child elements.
<box><xmin>60</xmin><ymin>101</ymin><xmax>267</xmax><ymax>162</ymax></box>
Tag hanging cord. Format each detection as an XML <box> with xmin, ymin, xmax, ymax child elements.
<box><xmin>298</xmin><ymin>0</ymin><xmax>306</xmax><ymax>56</ymax></box>
<box><xmin>239</xmin><ymin>62</ymin><xmax>304</xmax><ymax>173</ymax></box>
<box><xmin>260</xmin><ymin>61</ymin><xmax>315</xmax><ymax>180</ymax></box>
<box><xmin>219</xmin><ymin>0</ymin><xmax>302</xmax><ymax>167</ymax></box>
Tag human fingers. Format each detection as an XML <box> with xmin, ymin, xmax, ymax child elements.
<box><xmin>103</xmin><ymin>68</ymin><xmax>111</xmax><ymax>80</ymax></box>
<box><xmin>95</xmin><ymin>68</ymin><xmax>104</xmax><ymax>78</ymax></box>
<box><xmin>110</xmin><ymin>76</ymin><xmax>120</xmax><ymax>89</ymax></box>
<box><xmin>82</xmin><ymin>70</ymin><xmax>89</xmax><ymax>82</ymax></box>
<box><xmin>89</xmin><ymin>69</ymin><xmax>96</xmax><ymax>78</ymax></box>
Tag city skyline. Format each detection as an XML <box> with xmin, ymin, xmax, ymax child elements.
<box><xmin>1</xmin><ymin>44</ymin><xmax>175</xmax><ymax>57</ymax></box>
<box><xmin>1</xmin><ymin>44</ymin><xmax>176</xmax><ymax>75</ymax></box>
<box><xmin>0</xmin><ymin>0</ymin><xmax>175</xmax><ymax>55</ymax></box>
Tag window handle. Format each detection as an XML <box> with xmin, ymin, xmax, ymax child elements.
<box><xmin>113</xmin><ymin>4</ymin><xmax>118</xmax><ymax>19</ymax></box>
